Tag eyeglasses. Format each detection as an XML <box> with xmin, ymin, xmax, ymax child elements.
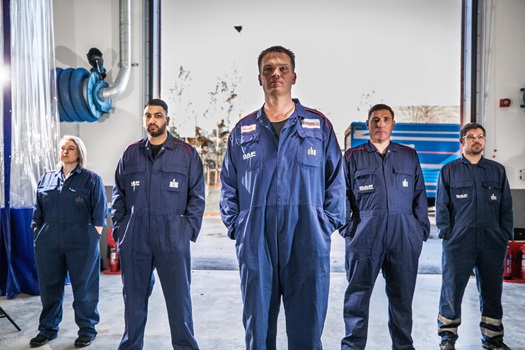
<box><xmin>462</xmin><ymin>134</ymin><xmax>485</xmax><ymax>140</ymax></box>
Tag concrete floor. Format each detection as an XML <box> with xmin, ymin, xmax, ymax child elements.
<box><xmin>1</xmin><ymin>216</ymin><xmax>524</xmax><ymax>350</ymax></box>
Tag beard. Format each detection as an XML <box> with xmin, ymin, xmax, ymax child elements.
<box><xmin>466</xmin><ymin>143</ymin><xmax>483</xmax><ymax>155</ymax></box>
<box><xmin>147</xmin><ymin>122</ymin><xmax>167</xmax><ymax>138</ymax></box>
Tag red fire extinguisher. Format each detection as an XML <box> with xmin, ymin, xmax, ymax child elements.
<box><xmin>104</xmin><ymin>227</ymin><xmax>121</xmax><ymax>274</ymax></box>
<box><xmin>521</xmin><ymin>245</ymin><xmax>525</xmax><ymax>280</ymax></box>
<box><xmin>109</xmin><ymin>245</ymin><xmax>120</xmax><ymax>272</ymax></box>
<box><xmin>503</xmin><ymin>245</ymin><xmax>512</xmax><ymax>280</ymax></box>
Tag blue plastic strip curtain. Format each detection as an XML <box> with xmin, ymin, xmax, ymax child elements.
<box><xmin>1</xmin><ymin>0</ymin><xmax>59</xmax><ymax>299</ymax></box>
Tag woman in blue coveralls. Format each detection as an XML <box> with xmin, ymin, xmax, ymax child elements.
<box><xmin>30</xmin><ymin>135</ymin><xmax>107</xmax><ymax>348</ymax></box>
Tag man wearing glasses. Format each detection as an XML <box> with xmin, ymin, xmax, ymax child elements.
<box><xmin>436</xmin><ymin>122</ymin><xmax>513</xmax><ymax>350</ymax></box>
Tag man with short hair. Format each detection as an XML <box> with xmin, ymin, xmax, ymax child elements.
<box><xmin>437</xmin><ymin>122</ymin><xmax>513</xmax><ymax>350</ymax></box>
<box><xmin>220</xmin><ymin>45</ymin><xmax>346</xmax><ymax>349</ymax></box>
<box><xmin>112</xmin><ymin>99</ymin><xmax>205</xmax><ymax>350</ymax></box>
<box><xmin>341</xmin><ymin>103</ymin><xmax>430</xmax><ymax>350</ymax></box>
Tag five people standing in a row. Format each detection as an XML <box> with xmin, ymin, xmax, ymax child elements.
<box><xmin>30</xmin><ymin>45</ymin><xmax>513</xmax><ymax>350</ymax></box>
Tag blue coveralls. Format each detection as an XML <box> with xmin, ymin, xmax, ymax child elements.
<box><xmin>32</xmin><ymin>167</ymin><xmax>107</xmax><ymax>339</ymax></box>
<box><xmin>220</xmin><ymin>99</ymin><xmax>346</xmax><ymax>350</ymax></box>
<box><xmin>341</xmin><ymin>141</ymin><xmax>430</xmax><ymax>350</ymax></box>
<box><xmin>436</xmin><ymin>156</ymin><xmax>513</xmax><ymax>343</ymax></box>
<box><xmin>112</xmin><ymin>133</ymin><xmax>205</xmax><ymax>350</ymax></box>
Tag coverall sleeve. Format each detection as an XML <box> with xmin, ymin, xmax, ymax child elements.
<box><xmin>184</xmin><ymin>150</ymin><xmax>206</xmax><ymax>242</ymax></box>
<box><xmin>499</xmin><ymin>170</ymin><xmax>514</xmax><ymax>240</ymax></box>
<box><xmin>220</xmin><ymin>133</ymin><xmax>240</xmax><ymax>239</ymax></box>
<box><xmin>323</xmin><ymin>125</ymin><xmax>346</xmax><ymax>233</ymax></box>
<box><xmin>339</xmin><ymin>153</ymin><xmax>358</xmax><ymax>238</ymax></box>
<box><xmin>111</xmin><ymin>157</ymin><xmax>127</xmax><ymax>241</ymax></box>
<box><xmin>91</xmin><ymin>174</ymin><xmax>108</xmax><ymax>227</ymax></box>
<box><xmin>435</xmin><ymin>166</ymin><xmax>452</xmax><ymax>239</ymax></box>
<box><xmin>31</xmin><ymin>177</ymin><xmax>45</xmax><ymax>229</ymax></box>
<box><xmin>413</xmin><ymin>158</ymin><xmax>431</xmax><ymax>241</ymax></box>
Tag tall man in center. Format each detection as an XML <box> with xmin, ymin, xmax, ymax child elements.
<box><xmin>341</xmin><ymin>104</ymin><xmax>430</xmax><ymax>350</ymax></box>
<box><xmin>220</xmin><ymin>45</ymin><xmax>346</xmax><ymax>349</ymax></box>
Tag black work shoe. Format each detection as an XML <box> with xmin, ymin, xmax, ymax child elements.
<box><xmin>74</xmin><ymin>334</ymin><xmax>95</xmax><ymax>347</ymax></box>
<box><xmin>439</xmin><ymin>339</ymin><xmax>455</xmax><ymax>350</ymax></box>
<box><xmin>482</xmin><ymin>339</ymin><xmax>512</xmax><ymax>350</ymax></box>
<box><xmin>29</xmin><ymin>334</ymin><xmax>52</xmax><ymax>347</ymax></box>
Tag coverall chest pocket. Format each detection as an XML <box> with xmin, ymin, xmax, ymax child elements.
<box><xmin>450</xmin><ymin>180</ymin><xmax>472</xmax><ymax>203</ymax></box>
<box><xmin>38</xmin><ymin>184</ymin><xmax>59</xmax><ymax>206</ymax></box>
<box><xmin>482</xmin><ymin>181</ymin><xmax>501</xmax><ymax>205</ymax></box>
<box><xmin>393</xmin><ymin>166</ymin><xmax>415</xmax><ymax>195</ymax></box>
<box><xmin>354</xmin><ymin>169</ymin><xmax>377</xmax><ymax>195</ymax></box>
<box><xmin>161</xmin><ymin>165</ymin><xmax>188</xmax><ymax>194</ymax></box>
<box><xmin>235</xmin><ymin>131</ymin><xmax>262</xmax><ymax>171</ymax></box>
<box><xmin>68</xmin><ymin>186</ymin><xmax>91</xmax><ymax>208</ymax></box>
<box><xmin>124</xmin><ymin>165</ymin><xmax>146</xmax><ymax>202</ymax></box>
<box><xmin>296</xmin><ymin>128</ymin><xmax>324</xmax><ymax>167</ymax></box>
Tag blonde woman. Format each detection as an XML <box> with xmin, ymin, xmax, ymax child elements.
<box><xmin>30</xmin><ymin>135</ymin><xmax>107</xmax><ymax>348</ymax></box>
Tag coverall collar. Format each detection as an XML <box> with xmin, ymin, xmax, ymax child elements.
<box><xmin>256</xmin><ymin>98</ymin><xmax>304</xmax><ymax>128</ymax></box>
<box><xmin>461</xmin><ymin>154</ymin><xmax>486</xmax><ymax>167</ymax></box>
<box><xmin>142</xmin><ymin>132</ymin><xmax>176</xmax><ymax>150</ymax></box>
<box><xmin>366</xmin><ymin>140</ymin><xmax>397</xmax><ymax>154</ymax></box>
<box><xmin>54</xmin><ymin>165</ymin><xmax>82</xmax><ymax>177</ymax></box>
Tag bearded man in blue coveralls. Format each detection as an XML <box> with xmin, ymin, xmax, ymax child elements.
<box><xmin>112</xmin><ymin>99</ymin><xmax>205</xmax><ymax>350</ymax></box>
<box><xmin>436</xmin><ymin>122</ymin><xmax>513</xmax><ymax>350</ymax></box>
<box><xmin>220</xmin><ymin>46</ymin><xmax>346</xmax><ymax>350</ymax></box>
<box><xmin>341</xmin><ymin>104</ymin><xmax>430</xmax><ymax>350</ymax></box>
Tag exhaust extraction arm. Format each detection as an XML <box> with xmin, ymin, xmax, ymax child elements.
<box><xmin>100</xmin><ymin>0</ymin><xmax>131</xmax><ymax>100</ymax></box>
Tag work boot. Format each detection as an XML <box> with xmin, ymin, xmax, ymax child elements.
<box><xmin>482</xmin><ymin>339</ymin><xmax>512</xmax><ymax>350</ymax></box>
<box><xmin>29</xmin><ymin>334</ymin><xmax>53</xmax><ymax>348</ymax></box>
<box><xmin>74</xmin><ymin>334</ymin><xmax>95</xmax><ymax>347</ymax></box>
<box><xmin>439</xmin><ymin>339</ymin><xmax>455</xmax><ymax>350</ymax></box>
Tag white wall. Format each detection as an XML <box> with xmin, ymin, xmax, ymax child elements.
<box><xmin>161</xmin><ymin>0</ymin><xmax>461</xmax><ymax>143</ymax></box>
<box><xmin>480</xmin><ymin>0</ymin><xmax>525</xmax><ymax>190</ymax></box>
<box><xmin>51</xmin><ymin>0</ymin><xmax>525</xmax><ymax>194</ymax></box>
<box><xmin>53</xmin><ymin>0</ymin><xmax>145</xmax><ymax>186</ymax></box>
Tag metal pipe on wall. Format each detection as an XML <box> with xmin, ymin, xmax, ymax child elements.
<box><xmin>100</xmin><ymin>0</ymin><xmax>131</xmax><ymax>100</ymax></box>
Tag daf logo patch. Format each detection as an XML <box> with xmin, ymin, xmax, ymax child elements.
<box><xmin>131</xmin><ymin>180</ymin><xmax>140</xmax><ymax>191</ymax></box>
<box><xmin>491</xmin><ymin>193</ymin><xmax>497</xmax><ymax>201</ymax></box>
<box><xmin>402</xmin><ymin>179</ymin><xmax>408</xmax><ymax>187</ymax></box>
<box><xmin>307</xmin><ymin>146</ymin><xmax>317</xmax><ymax>156</ymax></box>
<box><xmin>456</xmin><ymin>194</ymin><xmax>468</xmax><ymax>199</ymax></box>
<box><xmin>359</xmin><ymin>184</ymin><xmax>373</xmax><ymax>191</ymax></box>
<box><xmin>243</xmin><ymin>151</ymin><xmax>256</xmax><ymax>160</ymax></box>
<box><xmin>170</xmin><ymin>179</ymin><xmax>179</xmax><ymax>189</ymax></box>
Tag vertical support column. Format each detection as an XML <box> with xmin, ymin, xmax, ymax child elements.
<box><xmin>1</xmin><ymin>0</ymin><xmax>11</xmax><ymax>296</ymax></box>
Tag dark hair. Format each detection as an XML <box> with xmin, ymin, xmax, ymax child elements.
<box><xmin>145</xmin><ymin>99</ymin><xmax>168</xmax><ymax>114</ymax></box>
<box><xmin>257</xmin><ymin>45</ymin><xmax>295</xmax><ymax>73</ymax></box>
<box><xmin>460</xmin><ymin>122</ymin><xmax>486</xmax><ymax>139</ymax></box>
<box><xmin>368</xmin><ymin>104</ymin><xmax>395</xmax><ymax>119</ymax></box>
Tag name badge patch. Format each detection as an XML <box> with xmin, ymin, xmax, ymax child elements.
<box><xmin>359</xmin><ymin>184</ymin><xmax>374</xmax><ymax>191</ymax></box>
<box><xmin>241</xmin><ymin>124</ymin><xmax>257</xmax><ymax>134</ymax></box>
<box><xmin>491</xmin><ymin>193</ymin><xmax>497</xmax><ymax>201</ymax></box>
<box><xmin>169</xmin><ymin>179</ymin><xmax>179</xmax><ymax>189</ymax></box>
<box><xmin>301</xmin><ymin>118</ymin><xmax>320</xmax><ymax>129</ymax></box>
